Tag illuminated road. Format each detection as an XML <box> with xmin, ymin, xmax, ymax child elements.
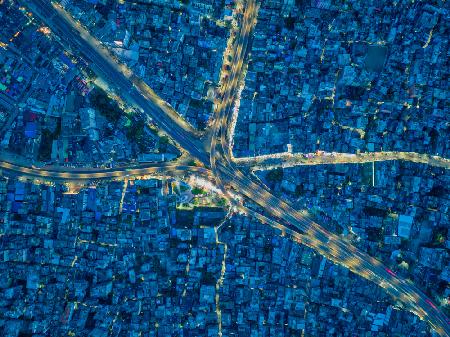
<box><xmin>235</xmin><ymin>150</ymin><xmax>450</xmax><ymax>170</ymax></box>
<box><xmin>0</xmin><ymin>160</ymin><xmax>213</xmax><ymax>182</ymax></box>
<box><xmin>19</xmin><ymin>0</ymin><xmax>450</xmax><ymax>335</ymax></box>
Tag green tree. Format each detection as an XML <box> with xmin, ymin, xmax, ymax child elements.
<box><xmin>266</xmin><ymin>168</ymin><xmax>284</xmax><ymax>183</ymax></box>
<box><xmin>90</xmin><ymin>87</ymin><xmax>122</xmax><ymax>123</ymax></box>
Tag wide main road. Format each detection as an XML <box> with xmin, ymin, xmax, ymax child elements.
<box><xmin>20</xmin><ymin>0</ymin><xmax>450</xmax><ymax>335</ymax></box>
<box><xmin>0</xmin><ymin>160</ymin><xmax>213</xmax><ymax>182</ymax></box>
<box><xmin>210</xmin><ymin>0</ymin><xmax>257</xmax><ymax>175</ymax></box>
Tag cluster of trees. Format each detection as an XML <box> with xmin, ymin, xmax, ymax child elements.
<box><xmin>266</xmin><ymin>168</ymin><xmax>284</xmax><ymax>184</ymax></box>
<box><xmin>125</xmin><ymin>119</ymin><xmax>154</xmax><ymax>152</ymax></box>
<box><xmin>191</xmin><ymin>187</ymin><xmax>206</xmax><ymax>195</ymax></box>
<box><xmin>89</xmin><ymin>87</ymin><xmax>122</xmax><ymax>123</ymax></box>
<box><xmin>38</xmin><ymin>121</ymin><xmax>61</xmax><ymax>161</ymax></box>
<box><xmin>90</xmin><ymin>87</ymin><xmax>161</xmax><ymax>152</ymax></box>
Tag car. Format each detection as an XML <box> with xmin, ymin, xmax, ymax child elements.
<box><xmin>385</xmin><ymin>268</ymin><xmax>396</xmax><ymax>277</ymax></box>
<box><xmin>425</xmin><ymin>299</ymin><xmax>437</xmax><ymax>310</ymax></box>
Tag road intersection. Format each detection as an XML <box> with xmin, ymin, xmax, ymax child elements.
<box><xmin>13</xmin><ymin>0</ymin><xmax>450</xmax><ymax>335</ymax></box>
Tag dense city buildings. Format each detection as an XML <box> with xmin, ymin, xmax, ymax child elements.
<box><xmin>259</xmin><ymin>161</ymin><xmax>449</xmax><ymax>304</ymax></box>
<box><xmin>233</xmin><ymin>0</ymin><xmax>448</xmax><ymax>158</ymax></box>
<box><xmin>57</xmin><ymin>0</ymin><xmax>234</xmax><ymax>129</ymax></box>
<box><xmin>0</xmin><ymin>2</ymin><xmax>179</xmax><ymax>167</ymax></box>
<box><xmin>0</xmin><ymin>0</ymin><xmax>448</xmax><ymax>336</ymax></box>
<box><xmin>0</xmin><ymin>176</ymin><xmax>436</xmax><ymax>336</ymax></box>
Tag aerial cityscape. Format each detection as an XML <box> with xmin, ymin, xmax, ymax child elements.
<box><xmin>0</xmin><ymin>0</ymin><xmax>448</xmax><ymax>336</ymax></box>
